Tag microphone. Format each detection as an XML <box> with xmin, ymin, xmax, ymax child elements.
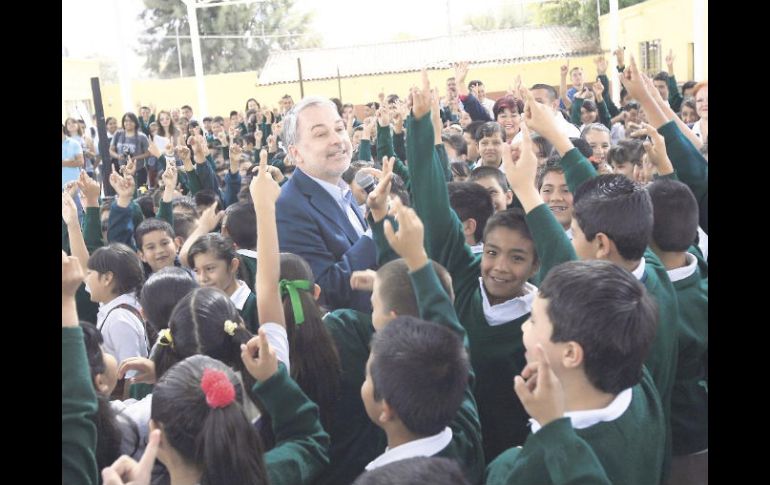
<box><xmin>355</xmin><ymin>170</ymin><xmax>378</xmax><ymax>194</ymax></box>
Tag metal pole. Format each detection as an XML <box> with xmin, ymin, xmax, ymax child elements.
<box><xmin>111</xmin><ymin>0</ymin><xmax>134</xmax><ymax>114</ymax></box>
<box><xmin>184</xmin><ymin>0</ymin><xmax>208</xmax><ymax>117</ymax></box>
<box><xmin>175</xmin><ymin>21</ymin><xmax>184</xmax><ymax>78</ymax></box>
<box><xmin>337</xmin><ymin>66</ymin><xmax>342</xmax><ymax>102</ymax></box>
<box><xmin>91</xmin><ymin>77</ymin><xmax>111</xmax><ymax>191</ymax></box>
<box><xmin>297</xmin><ymin>58</ymin><xmax>304</xmax><ymax>98</ymax></box>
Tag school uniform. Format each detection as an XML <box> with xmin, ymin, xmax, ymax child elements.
<box><xmin>97</xmin><ymin>292</ymin><xmax>148</xmax><ymax>367</ymax></box>
<box><xmin>236</xmin><ymin>248</ymin><xmax>257</xmax><ymax>292</ymax></box>
<box><xmin>62</xmin><ymin>326</ymin><xmax>98</xmax><ymax>485</ymax></box>
<box><xmin>320</xmin><ymin>308</ymin><xmax>386</xmax><ymax>485</ymax></box>
<box><xmin>536</xmin><ymin>147</ymin><xmax>681</xmax><ymax>478</ymax></box>
<box><xmin>252</xmin><ymin>363</ymin><xmax>331</xmax><ymax>485</ymax></box>
<box><xmin>230</xmin><ymin>279</ymin><xmax>258</xmax><ymax>333</ymax></box>
<box><xmin>668</xmin><ymin>251</ymin><xmax>708</xmax><ymax>456</ymax></box>
<box><xmin>362</xmin><ymin>262</ymin><xmax>485</xmax><ymax>484</ymax></box>
<box><xmin>406</xmin><ymin>113</ymin><xmax>543</xmax><ymax>461</ymax></box>
<box><xmin>485</xmin><ymin>369</ymin><xmax>664</xmax><ymax>485</ymax></box>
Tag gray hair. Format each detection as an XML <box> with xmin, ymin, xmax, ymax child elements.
<box><xmin>281</xmin><ymin>96</ymin><xmax>339</xmax><ymax>163</ymax></box>
<box><xmin>580</xmin><ymin>122</ymin><xmax>610</xmax><ymax>139</ymax></box>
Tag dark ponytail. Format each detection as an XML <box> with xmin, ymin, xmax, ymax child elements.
<box><xmin>152</xmin><ymin>355</ymin><xmax>268</xmax><ymax>485</ymax></box>
<box><xmin>279</xmin><ymin>253</ymin><xmax>341</xmax><ymax>430</ymax></box>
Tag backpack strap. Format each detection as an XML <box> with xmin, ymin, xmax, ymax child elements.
<box><xmin>100</xmin><ymin>303</ymin><xmax>151</xmax><ymax>353</ymax></box>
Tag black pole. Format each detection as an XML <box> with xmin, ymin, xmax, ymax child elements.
<box><xmin>297</xmin><ymin>58</ymin><xmax>304</xmax><ymax>98</ymax></box>
<box><xmin>90</xmin><ymin>77</ymin><xmax>112</xmax><ymax>194</ymax></box>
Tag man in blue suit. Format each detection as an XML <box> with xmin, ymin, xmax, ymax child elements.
<box><xmin>276</xmin><ymin>96</ymin><xmax>377</xmax><ymax>312</ymax></box>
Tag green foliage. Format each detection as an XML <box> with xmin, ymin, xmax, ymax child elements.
<box><xmin>533</xmin><ymin>0</ymin><xmax>647</xmax><ymax>38</ymax></box>
<box><xmin>138</xmin><ymin>0</ymin><xmax>320</xmax><ymax>78</ymax></box>
<box><xmin>463</xmin><ymin>3</ymin><xmax>531</xmax><ymax>31</ymax></box>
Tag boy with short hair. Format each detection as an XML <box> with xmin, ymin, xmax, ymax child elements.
<box><xmin>469</xmin><ymin>166</ymin><xmax>515</xmax><ymax>212</ymax></box>
<box><xmin>447</xmin><ymin>182</ymin><xmax>494</xmax><ymax>254</ymax></box>
<box><xmin>486</xmin><ymin>260</ymin><xmax>664</xmax><ymax>485</ymax></box>
<box><xmin>503</xmin><ymin>90</ymin><xmax>680</xmax><ymax>478</ymax></box>
<box><xmin>134</xmin><ymin>218</ymin><xmax>179</xmax><ymax>275</ymax></box>
<box><xmin>473</xmin><ymin>122</ymin><xmax>505</xmax><ymax>169</ymax></box>
<box><xmin>647</xmin><ymin>178</ymin><xmax>708</xmax><ymax>483</ymax></box>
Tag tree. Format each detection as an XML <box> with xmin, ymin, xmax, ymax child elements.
<box><xmin>137</xmin><ymin>0</ymin><xmax>320</xmax><ymax>78</ymax></box>
<box><xmin>463</xmin><ymin>3</ymin><xmax>531</xmax><ymax>32</ymax></box>
<box><xmin>533</xmin><ymin>0</ymin><xmax>647</xmax><ymax>38</ymax></box>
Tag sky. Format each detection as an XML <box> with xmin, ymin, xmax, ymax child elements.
<box><xmin>62</xmin><ymin>0</ymin><xmax>525</xmax><ymax>78</ymax></box>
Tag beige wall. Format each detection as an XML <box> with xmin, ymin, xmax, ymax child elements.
<box><xmin>98</xmin><ymin>55</ymin><xmax>601</xmax><ymax>119</ymax></box>
<box><xmin>62</xmin><ymin>58</ymin><xmax>102</xmax><ymax>121</ymax></box>
<box><xmin>599</xmin><ymin>0</ymin><xmax>708</xmax><ymax>82</ymax></box>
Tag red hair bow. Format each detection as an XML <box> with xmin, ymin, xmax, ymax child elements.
<box><xmin>200</xmin><ymin>368</ymin><xmax>236</xmax><ymax>408</ymax></box>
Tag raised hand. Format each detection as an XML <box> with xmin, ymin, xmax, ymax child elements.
<box><xmin>192</xmin><ymin>134</ymin><xmax>208</xmax><ymax>162</ymax></box>
<box><xmin>250</xmin><ymin>149</ymin><xmax>281</xmax><ymax>208</ymax></box>
<box><xmin>122</xmin><ymin>155</ymin><xmax>137</xmax><ymax>177</ymax></box>
<box><xmin>411</xmin><ymin>68</ymin><xmax>432</xmax><ymax>120</ymax></box>
<box><xmin>619</xmin><ymin>55</ymin><xmax>649</xmax><ymax>102</ymax></box>
<box><xmin>665</xmin><ymin>49</ymin><xmax>675</xmax><ymax>71</ymax></box>
<box><xmin>560</xmin><ymin>59</ymin><xmax>570</xmax><ymax>77</ymax></box>
<box><xmin>101</xmin><ymin>429</ymin><xmax>160</xmax><ymax>485</ymax></box>
<box><xmin>376</xmin><ymin>106</ymin><xmax>391</xmax><ymax>128</ymax></box>
<box><xmin>160</xmin><ymin>163</ymin><xmax>178</xmax><ymax>191</ymax></box>
<box><xmin>614</xmin><ymin>46</ymin><xmax>625</xmax><ymax>68</ymax></box>
<box><xmin>502</xmin><ymin>123</ymin><xmax>539</xmax><ymax>197</ymax></box>
<box><xmin>521</xmin><ymin>88</ymin><xmax>560</xmax><ymax>141</ymax></box>
<box><xmin>78</xmin><ymin>170</ymin><xmax>101</xmax><ymax>207</ymax></box>
<box><xmin>514</xmin><ymin>344</ymin><xmax>565</xmax><ymax>427</ymax></box>
<box><xmin>640</xmin><ymin>123</ymin><xmax>673</xmax><ymax>175</ymax></box>
<box><xmin>383</xmin><ymin>198</ymin><xmax>429</xmax><ymax>271</ymax></box>
<box><xmin>197</xmin><ymin>203</ymin><xmax>225</xmax><ymax>233</ymax></box>
<box><xmin>267</xmin><ymin>134</ymin><xmax>278</xmax><ymax>153</ymax></box>
<box><xmin>62</xmin><ymin>192</ymin><xmax>79</xmax><ymax>227</ymax></box>
<box><xmin>454</xmin><ymin>61</ymin><xmax>469</xmax><ymax>83</ymax></box>
<box><xmin>240</xmin><ymin>328</ymin><xmax>279</xmax><ymax>382</ymax></box>
<box><xmin>592</xmin><ymin>79</ymin><xmax>604</xmax><ymax>101</ymax></box>
<box><xmin>366</xmin><ymin>156</ymin><xmax>395</xmax><ymax>222</ymax></box>
<box><xmin>594</xmin><ymin>56</ymin><xmax>608</xmax><ymax>74</ymax></box>
<box><xmin>62</xmin><ymin>251</ymin><xmax>85</xmax><ymax>299</ymax></box>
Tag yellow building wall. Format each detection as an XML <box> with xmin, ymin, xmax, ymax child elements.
<box><xmin>99</xmin><ymin>55</ymin><xmax>600</xmax><ymax>119</ymax></box>
<box><xmin>599</xmin><ymin>0</ymin><xmax>708</xmax><ymax>82</ymax></box>
<box><xmin>62</xmin><ymin>58</ymin><xmax>102</xmax><ymax>121</ymax></box>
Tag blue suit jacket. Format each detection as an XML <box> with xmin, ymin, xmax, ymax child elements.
<box><xmin>276</xmin><ymin>168</ymin><xmax>377</xmax><ymax>312</ymax></box>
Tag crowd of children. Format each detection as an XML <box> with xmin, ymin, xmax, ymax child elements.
<box><xmin>63</xmin><ymin>46</ymin><xmax>707</xmax><ymax>485</ymax></box>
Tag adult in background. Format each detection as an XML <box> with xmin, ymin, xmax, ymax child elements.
<box><xmin>276</xmin><ymin>97</ymin><xmax>377</xmax><ymax>312</ymax></box>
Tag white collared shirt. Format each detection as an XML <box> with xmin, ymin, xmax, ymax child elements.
<box><xmin>365</xmin><ymin>427</ymin><xmax>453</xmax><ymax>471</ymax></box>
<box><xmin>236</xmin><ymin>248</ymin><xmax>257</xmax><ymax>260</ymax></box>
<box><xmin>631</xmin><ymin>259</ymin><xmax>646</xmax><ymax>281</ymax></box>
<box><xmin>530</xmin><ymin>388</ymin><xmax>633</xmax><ymax>433</ymax></box>
<box><xmin>305</xmin><ymin>173</ymin><xmax>367</xmax><ymax>237</ymax></box>
<box><xmin>667</xmin><ymin>252</ymin><xmax>698</xmax><ymax>282</ymax></box>
<box><xmin>565</xmin><ymin>227</ymin><xmax>573</xmax><ymax>241</ymax></box>
<box><xmin>97</xmin><ymin>292</ymin><xmax>147</xmax><ymax>367</ymax></box>
<box><xmin>479</xmin><ymin>279</ymin><xmax>537</xmax><ymax>326</ymax></box>
<box><xmin>470</xmin><ymin>242</ymin><xmax>484</xmax><ymax>254</ymax></box>
<box><xmin>696</xmin><ymin>227</ymin><xmax>708</xmax><ymax>261</ymax></box>
<box><xmin>230</xmin><ymin>280</ymin><xmax>251</xmax><ymax>310</ymax></box>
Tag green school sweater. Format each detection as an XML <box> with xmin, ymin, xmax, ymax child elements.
<box><xmin>670</xmin><ymin>250</ymin><xmax>708</xmax><ymax>455</ymax></box>
<box><xmin>486</xmin><ymin>369</ymin><xmax>665</xmax><ymax>485</ymax></box>
<box><xmin>251</xmin><ymin>363</ymin><xmax>331</xmax><ymax>485</ymax></box>
<box><xmin>410</xmin><ymin>262</ymin><xmax>485</xmax><ymax>485</ymax></box>
<box><xmin>239</xmin><ymin>291</ymin><xmax>259</xmax><ymax>333</ymax></box>
<box><xmin>552</xmin><ymin>148</ymin><xmax>680</xmax><ymax>475</ymax></box>
<box><xmin>320</xmin><ymin>309</ymin><xmax>386</xmax><ymax>485</ymax></box>
<box><xmin>657</xmin><ymin>120</ymin><xmax>708</xmax><ymax>234</ymax></box>
<box><xmin>62</xmin><ymin>326</ymin><xmax>98</xmax><ymax>485</ymax></box>
<box><xmin>63</xmin><ymin>208</ymin><xmax>102</xmax><ymax>325</ymax></box>
<box><xmin>238</xmin><ymin>252</ymin><xmax>257</xmax><ymax>292</ymax></box>
<box><xmin>406</xmin><ymin>112</ymin><xmax>535</xmax><ymax>460</ymax></box>
<box><xmin>484</xmin><ymin>418</ymin><xmax>611</xmax><ymax>485</ymax></box>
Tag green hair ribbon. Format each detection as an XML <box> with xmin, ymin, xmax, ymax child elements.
<box><xmin>279</xmin><ymin>279</ymin><xmax>313</xmax><ymax>325</ymax></box>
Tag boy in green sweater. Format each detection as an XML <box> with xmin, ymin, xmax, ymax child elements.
<box><xmin>406</xmin><ymin>70</ymin><xmax>544</xmax><ymax>461</ymax></box>
<box><xmin>647</xmin><ymin>177</ymin><xmax>708</xmax><ymax>484</ymax></box>
<box><xmin>319</xmin><ymin>163</ymin><xmax>474</xmax><ymax>485</ymax></box>
<box><xmin>486</xmin><ymin>260</ymin><xmax>664</xmax><ymax>485</ymax></box>
<box><xmin>360</xmin><ymin>200</ymin><xmax>484</xmax><ymax>484</ymax></box>
<box><xmin>507</xmin><ymin>86</ymin><xmax>679</xmax><ymax>478</ymax></box>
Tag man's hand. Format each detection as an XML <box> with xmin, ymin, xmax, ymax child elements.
<box><xmin>383</xmin><ymin>198</ymin><xmax>429</xmax><ymax>272</ymax></box>
<box><xmin>366</xmin><ymin>156</ymin><xmax>394</xmax><ymax>222</ymax></box>
<box><xmin>514</xmin><ymin>344</ymin><xmax>565</xmax><ymax>427</ymax></box>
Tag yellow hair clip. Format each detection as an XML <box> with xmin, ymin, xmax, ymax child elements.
<box><xmin>158</xmin><ymin>328</ymin><xmax>174</xmax><ymax>348</ymax></box>
<box><xmin>224</xmin><ymin>320</ymin><xmax>238</xmax><ymax>336</ymax></box>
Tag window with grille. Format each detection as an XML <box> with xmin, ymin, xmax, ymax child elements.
<box><xmin>639</xmin><ymin>40</ymin><xmax>662</xmax><ymax>76</ymax></box>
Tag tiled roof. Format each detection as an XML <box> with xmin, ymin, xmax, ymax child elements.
<box><xmin>258</xmin><ymin>26</ymin><xmax>600</xmax><ymax>85</ymax></box>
